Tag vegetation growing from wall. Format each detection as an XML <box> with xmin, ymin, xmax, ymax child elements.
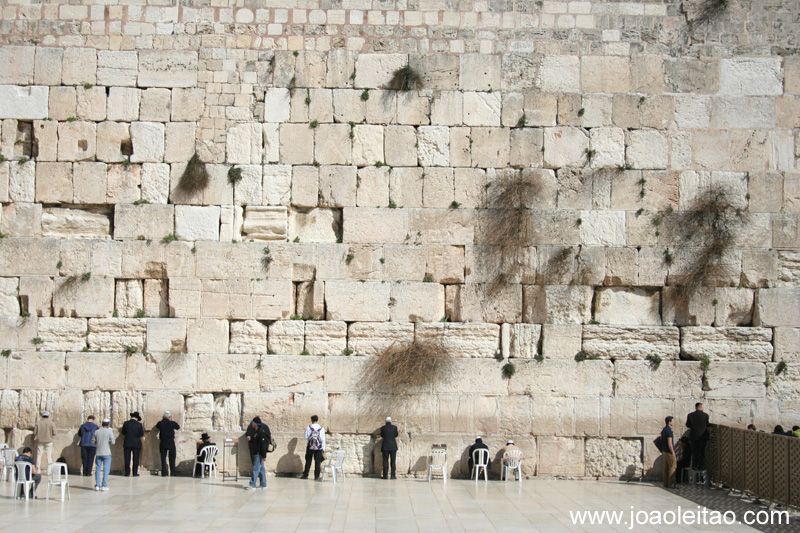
<box><xmin>362</xmin><ymin>339</ymin><xmax>454</xmax><ymax>393</ymax></box>
<box><xmin>178</xmin><ymin>153</ymin><xmax>209</xmax><ymax>194</ymax></box>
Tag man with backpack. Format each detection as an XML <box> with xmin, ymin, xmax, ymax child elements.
<box><xmin>301</xmin><ymin>415</ymin><xmax>326</xmax><ymax>480</ymax></box>
<box><xmin>246</xmin><ymin>417</ymin><xmax>271</xmax><ymax>489</ymax></box>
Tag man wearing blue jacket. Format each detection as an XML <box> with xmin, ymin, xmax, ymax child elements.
<box><xmin>78</xmin><ymin>415</ymin><xmax>98</xmax><ymax>477</ymax></box>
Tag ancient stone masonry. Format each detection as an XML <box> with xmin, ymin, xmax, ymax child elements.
<box><xmin>0</xmin><ymin>0</ymin><xmax>799</xmax><ymax>478</ymax></box>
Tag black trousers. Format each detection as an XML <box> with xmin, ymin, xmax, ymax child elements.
<box><xmin>81</xmin><ymin>446</ymin><xmax>96</xmax><ymax>476</ymax></box>
<box><xmin>124</xmin><ymin>447</ymin><xmax>141</xmax><ymax>476</ymax></box>
<box><xmin>160</xmin><ymin>440</ymin><xmax>177</xmax><ymax>476</ymax></box>
<box><xmin>303</xmin><ymin>448</ymin><xmax>323</xmax><ymax>479</ymax></box>
<box><xmin>691</xmin><ymin>438</ymin><xmax>707</xmax><ymax>470</ymax></box>
<box><xmin>382</xmin><ymin>450</ymin><xmax>396</xmax><ymax>478</ymax></box>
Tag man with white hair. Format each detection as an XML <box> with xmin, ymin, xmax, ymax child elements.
<box><xmin>33</xmin><ymin>411</ymin><xmax>56</xmax><ymax>471</ymax></box>
<box><xmin>380</xmin><ymin>416</ymin><xmax>399</xmax><ymax>480</ymax></box>
<box><xmin>156</xmin><ymin>411</ymin><xmax>181</xmax><ymax>476</ymax></box>
<box><xmin>501</xmin><ymin>440</ymin><xmax>520</xmax><ymax>464</ymax></box>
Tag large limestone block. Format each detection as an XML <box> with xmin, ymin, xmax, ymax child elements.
<box><xmin>720</xmin><ymin>58</ymin><xmax>783</xmax><ymax>96</ymax></box>
<box><xmin>705</xmin><ymin>362</ymin><xmax>766</xmax><ymax>399</ymax></box>
<box><xmin>196</xmin><ymin>353</ymin><xmax>260</xmax><ymax>392</ymax></box>
<box><xmin>713</xmin><ymin>287</ymin><xmax>754</xmax><ymax>326</ymax></box>
<box><xmin>579</xmin><ymin>211</ymin><xmax>626</xmax><ymax>246</ymax></box>
<box><xmin>34</xmin><ymin>162</ymin><xmax>72</xmax><ymax>204</ymax></box>
<box><xmin>543</xmin><ymin>127</ymin><xmax>589</xmax><ymax>168</ymax></box>
<box><xmin>582</xmin><ymin>325</ymin><xmax>680</xmax><ymax>360</ymax></box>
<box><xmin>107</xmin><ymin>87</ymin><xmax>141</xmax><ymax>122</ymax></box>
<box><xmin>212</xmin><ymin>393</ymin><xmax>243</xmax><ymax>431</ymax></box>
<box><xmin>57</xmin><ymin>121</ymin><xmax>96</xmax><ymax>162</ymax></box>
<box><xmin>416</xmin><ymin>323</ymin><xmax>500</xmax><ymax>359</ymax></box>
<box><xmin>146</xmin><ymin>318</ymin><xmax>187</xmax><ymax>353</ymax></box>
<box><xmin>186</xmin><ymin>319</ymin><xmax>229</xmax><ymax>354</ymax></box>
<box><xmin>426</xmin><ymin>245</ymin><xmax>465</xmax><ymax>284</ymax></box>
<box><xmin>470</xmin><ymin>128</ymin><xmax>510</xmax><ymax>168</ymax></box>
<box><xmin>332</xmin><ymin>89</ymin><xmax>366</xmax><ymax>123</ymax></box>
<box><xmin>289</xmin><ymin>208</ymin><xmax>340</xmax><ymax>243</ymax></box>
<box><xmin>512</xmin><ymin>360</ymin><xmax>613</xmax><ymax>397</ymax></box>
<box><xmin>416</xmin><ymin>126</ymin><xmax>449</xmax><ymax>167</ymax></box>
<box><xmin>767</xmin><ymin>363</ymin><xmax>800</xmax><ymax>401</ymax></box>
<box><xmin>76</xmin><ymin>86</ymin><xmax>107</xmax><ymax>122</ymax></box>
<box><xmin>342</xmin><ymin>207</ymin><xmax>408</xmax><ymax>243</ymax></box>
<box><xmin>61</xmin><ymin>48</ymin><xmax>96</xmax><ymax>85</ymax></box>
<box><xmin>318</xmin><ymin>165</ymin><xmax>356</xmax><ymax>207</ymax></box>
<box><xmin>34</xmin><ymin>47</ymin><xmax>62</xmax><ymax>86</ymax></box>
<box><xmin>421</xmin><ymin>168</ymin><xmax>454</xmax><ymax>208</ymax></box>
<box><xmin>175</xmin><ymin>205</ymin><xmax>220</xmax><ymax>241</ymax></box>
<box><xmin>37</xmin><ymin>317</ymin><xmax>87</xmax><ymax>351</ymax></box>
<box><xmin>164</xmin><ymin>123</ymin><xmax>195</xmax><ymax>165</ymax></box>
<box><xmin>66</xmin><ymin>352</ymin><xmax>127</xmax><ymax>389</ymax></box>
<box><xmin>581</xmin><ymin>56</ymin><xmax>631</xmax><ymax>93</ymax></box>
<box><xmin>97</xmin><ymin>50</ymin><xmax>138</xmax><ymax>87</ymax></box>
<box><xmin>0</xmin><ymin>86</ymin><xmax>48</xmax><ymax>120</ymax></box>
<box><xmin>541</xmin><ymin>324</ymin><xmax>582</xmax><ymax>359</ymax></box>
<box><xmin>681</xmin><ymin>327</ymin><xmax>773</xmax><ymax>362</ymax></box>
<box><xmin>626</xmin><ymin>129</ymin><xmax>668</xmax><ymax>169</ymax></box>
<box><xmin>264</xmin><ymin>273</ymin><xmax>300</xmax><ymax>311</ymax></box>
<box><xmin>113</xmin><ymin>204</ymin><xmax>174</xmax><ymax>240</ymax></box>
<box><xmin>463</xmin><ymin>92</ymin><xmax>501</xmax><ymax>127</ymax></box>
<box><xmin>127</xmin><ymin>351</ymin><xmax>196</xmax><ymax>391</ymax></box>
<box><xmin>755</xmin><ymin>289</ymin><xmax>800</xmax><ymax>326</ymax></box>
<box><xmin>278</xmin><ymin>123</ymin><xmax>314</xmax><ymax>165</ymax></box>
<box><xmin>0</xmin><ymin>316</ymin><xmax>37</xmax><ymax>350</ymax></box>
<box><xmin>775</xmin><ymin>327</ymin><xmax>800</xmax><ymax>362</ymax></box>
<box><xmin>593</xmin><ymin>287</ymin><xmax>660</xmax><ymax>325</ymax></box>
<box><xmin>0</xmin><ymin>238</ymin><xmax>58</xmax><ymax>277</ymax></box>
<box><xmin>143</xmin><ymin>279</ymin><xmax>169</xmax><ymax>318</ymax></box>
<box><xmin>304</xmin><ymin>321</ymin><xmax>347</xmax><ymax>355</ymax></box>
<box><xmin>291</xmin><ymin>166</ymin><xmax>318</xmax><ymax>209</ymax></box>
<box><xmin>539</xmin><ymin>55</ymin><xmax>580</xmax><ymax>93</ymax></box>
<box><xmin>0</xmin><ymin>46</ymin><xmax>35</xmax><ymax>85</ymax></box>
<box><xmin>354</xmin><ymin>54</ymin><xmax>408</xmax><ymax>89</ymax></box>
<box><xmin>170</xmin><ymin>88</ymin><xmax>204</xmax><ymax>122</ymax></box>
<box><xmin>389</xmin><ymin>282</ymin><xmax>445</xmax><ymax>323</ymax></box>
<box><xmin>264</xmin><ymin>88</ymin><xmax>290</xmax><ymax>123</ymax></box>
<box><xmin>0</xmin><ymin>390</ymin><xmax>19</xmax><ymax>428</ymax></box>
<box><xmin>351</xmin><ymin>125</ymin><xmax>384</xmax><ymax>167</ymax></box>
<box><xmin>537</xmin><ymin>437</ymin><xmax>585</xmax><ymax>477</ymax></box>
<box><xmin>19</xmin><ymin>277</ymin><xmax>53</xmax><ymax>317</ymax></box>
<box><xmin>130</xmin><ymin>122</ymin><xmax>165</xmax><ymax>163</ymax></box>
<box><xmin>183</xmin><ymin>394</ymin><xmax>213</xmax><ymax>431</ymax></box>
<box><xmin>95</xmin><ymin>122</ymin><xmax>130</xmax><ymax>164</ymax></box>
<box><xmin>712</xmin><ymin>97</ymin><xmax>777</xmax><ymax>129</ymax></box>
<box><xmin>315</xmin><ymin>124</ymin><xmax>351</xmax><ymax>165</ymax></box>
<box><xmin>53</xmin><ymin>276</ymin><xmax>114</xmax><ymax>318</ymax></box>
<box><xmin>504</xmin><ymin>323</ymin><xmax>542</xmax><ymax>359</ymax></box>
<box><xmin>7</xmin><ymin>160</ymin><xmax>35</xmax><ymax>202</ymax></box>
<box><xmin>267</xmin><ymin>320</ymin><xmax>305</xmax><ymax>355</ymax></box>
<box><xmin>138</xmin><ymin>51</ymin><xmax>197</xmax><ymax>88</ymax></box>
<box><xmin>42</xmin><ymin>208</ymin><xmax>111</xmax><ymax>239</ymax></box>
<box><xmin>115</xmin><ymin>279</ymin><xmax>143</xmax><ymax>318</ymax></box>
<box><xmin>226</xmin><ymin>122</ymin><xmax>263</xmax><ymax>165</ymax></box>
<box><xmin>1</xmin><ymin>203</ymin><xmax>41</xmax><ymax>238</ymax></box>
<box><xmin>200</xmin><ymin>279</ymin><xmax>251</xmax><ymax>319</ymax></box>
<box><xmin>589</xmin><ymin>127</ymin><xmax>625</xmax><ymax>168</ymax></box>
<box><xmin>523</xmin><ymin>285</ymin><xmax>593</xmax><ymax>324</ymax></box>
<box><xmin>585</xmin><ymin>438</ymin><xmax>641</xmax><ymax>479</ymax></box>
<box><xmin>262</xmin><ymin>164</ymin><xmax>292</xmax><ymax>206</ymax></box>
<box><xmin>242</xmin><ymin>206</ymin><xmax>287</xmax><ymax>240</ymax></box>
<box><xmin>107</xmin><ymin>162</ymin><xmax>143</xmax><ymax>203</ymax></box>
<box><xmin>384</xmin><ymin>126</ymin><xmax>418</xmax><ymax>167</ymax></box>
<box><xmin>346</xmin><ymin>322</ymin><xmax>414</xmax><ymax>356</ymax></box>
<box><xmin>447</xmin><ymin>283</ymin><xmax>522</xmax><ymax>324</ymax></box>
<box><xmin>459</xmin><ymin>54</ymin><xmax>501</xmax><ymax>91</ymax></box>
<box><xmin>229</xmin><ymin>320</ymin><xmax>267</xmax><ymax>354</ymax></box>
<box><xmin>326</xmin><ymin>281</ymin><xmax>390</xmax><ymax>322</ymax></box>
<box><xmin>296</xmin><ymin>281</ymin><xmax>324</xmax><ymax>320</ymax></box>
<box><xmin>88</xmin><ymin>318</ymin><xmax>146</xmax><ymax>351</ymax></box>
<box><xmin>615</xmin><ymin>361</ymin><xmax>702</xmax><ymax>398</ymax></box>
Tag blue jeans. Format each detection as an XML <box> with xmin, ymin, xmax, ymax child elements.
<box><xmin>95</xmin><ymin>455</ymin><xmax>111</xmax><ymax>488</ymax></box>
<box><xmin>250</xmin><ymin>454</ymin><xmax>266</xmax><ymax>488</ymax></box>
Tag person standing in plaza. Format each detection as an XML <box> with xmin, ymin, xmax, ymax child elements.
<box><xmin>661</xmin><ymin>416</ymin><xmax>676</xmax><ymax>488</ymax></box>
<box><xmin>34</xmin><ymin>411</ymin><xmax>56</xmax><ymax>471</ymax></box>
<box><xmin>301</xmin><ymin>415</ymin><xmax>326</xmax><ymax>480</ymax></box>
<box><xmin>156</xmin><ymin>411</ymin><xmax>180</xmax><ymax>476</ymax></box>
<box><xmin>685</xmin><ymin>403</ymin><xmax>710</xmax><ymax>470</ymax></box>
<box><xmin>380</xmin><ymin>417</ymin><xmax>399</xmax><ymax>480</ymax></box>
<box><xmin>121</xmin><ymin>411</ymin><xmax>144</xmax><ymax>477</ymax></box>
<box><xmin>246</xmin><ymin>420</ymin><xmax>270</xmax><ymax>489</ymax></box>
<box><xmin>78</xmin><ymin>414</ymin><xmax>98</xmax><ymax>477</ymax></box>
<box><xmin>92</xmin><ymin>419</ymin><xmax>115</xmax><ymax>491</ymax></box>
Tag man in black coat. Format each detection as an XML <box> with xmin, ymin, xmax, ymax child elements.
<box><xmin>380</xmin><ymin>417</ymin><xmax>399</xmax><ymax>480</ymax></box>
<box><xmin>121</xmin><ymin>411</ymin><xmax>145</xmax><ymax>476</ymax></box>
<box><xmin>156</xmin><ymin>411</ymin><xmax>181</xmax><ymax>476</ymax></box>
<box><xmin>686</xmin><ymin>402</ymin><xmax>710</xmax><ymax>470</ymax></box>
<box><xmin>468</xmin><ymin>436</ymin><xmax>489</xmax><ymax>471</ymax></box>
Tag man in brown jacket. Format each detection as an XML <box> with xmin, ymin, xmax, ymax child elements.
<box><xmin>34</xmin><ymin>411</ymin><xmax>56</xmax><ymax>471</ymax></box>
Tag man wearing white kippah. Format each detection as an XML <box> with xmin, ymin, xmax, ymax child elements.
<box><xmin>92</xmin><ymin>419</ymin><xmax>115</xmax><ymax>491</ymax></box>
<box><xmin>380</xmin><ymin>417</ymin><xmax>399</xmax><ymax>480</ymax></box>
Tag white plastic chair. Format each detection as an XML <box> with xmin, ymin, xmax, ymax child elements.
<box><xmin>427</xmin><ymin>449</ymin><xmax>447</xmax><ymax>483</ymax></box>
<box><xmin>471</xmin><ymin>448</ymin><xmax>489</xmax><ymax>481</ymax></box>
<box><xmin>46</xmin><ymin>463</ymin><xmax>70</xmax><ymax>501</ymax></box>
<box><xmin>322</xmin><ymin>450</ymin><xmax>346</xmax><ymax>483</ymax></box>
<box><xmin>502</xmin><ymin>449</ymin><xmax>523</xmax><ymax>482</ymax></box>
<box><xmin>2</xmin><ymin>448</ymin><xmax>18</xmax><ymax>482</ymax></box>
<box><xmin>14</xmin><ymin>462</ymin><xmax>34</xmax><ymax>500</ymax></box>
<box><xmin>193</xmin><ymin>445</ymin><xmax>218</xmax><ymax>478</ymax></box>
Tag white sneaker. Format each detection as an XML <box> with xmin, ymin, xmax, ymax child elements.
<box><xmin>94</xmin><ymin>486</ymin><xmax>99</xmax><ymax>491</ymax></box>
<box><xmin>101</xmin><ymin>486</ymin><xmax>109</xmax><ymax>491</ymax></box>
<box><xmin>244</xmin><ymin>486</ymin><xmax>253</xmax><ymax>490</ymax></box>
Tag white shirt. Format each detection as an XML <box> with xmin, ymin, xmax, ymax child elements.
<box><xmin>303</xmin><ymin>423</ymin><xmax>326</xmax><ymax>451</ymax></box>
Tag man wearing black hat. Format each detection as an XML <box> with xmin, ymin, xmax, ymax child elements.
<box><xmin>121</xmin><ymin>412</ymin><xmax>144</xmax><ymax>476</ymax></box>
<box><xmin>195</xmin><ymin>433</ymin><xmax>216</xmax><ymax>477</ymax></box>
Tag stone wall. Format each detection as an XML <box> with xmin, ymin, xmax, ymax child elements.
<box><xmin>0</xmin><ymin>0</ymin><xmax>799</xmax><ymax>478</ymax></box>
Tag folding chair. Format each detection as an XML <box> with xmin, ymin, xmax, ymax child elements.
<box><xmin>46</xmin><ymin>463</ymin><xmax>71</xmax><ymax>501</ymax></box>
<box><xmin>322</xmin><ymin>450</ymin><xmax>346</xmax><ymax>483</ymax></box>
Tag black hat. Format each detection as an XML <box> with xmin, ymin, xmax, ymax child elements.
<box><xmin>130</xmin><ymin>411</ymin><xmax>141</xmax><ymax>420</ymax></box>
<box><xmin>253</xmin><ymin>416</ymin><xmax>262</xmax><ymax>425</ymax></box>
<box><xmin>201</xmin><ymin>433</ymin><xmax>210</xmax><ymax>440</ymax></box>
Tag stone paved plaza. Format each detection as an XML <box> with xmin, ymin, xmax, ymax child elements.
<box><xmin>0</xmin><ymin>474</ymin><xmax>766</xmax><ymax>532</ymax></box>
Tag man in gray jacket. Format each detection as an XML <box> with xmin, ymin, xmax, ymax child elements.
<box><xmin>92</xmin><ymin>419</ymin><xmax>115</xmax><ymax>491</ymax></box>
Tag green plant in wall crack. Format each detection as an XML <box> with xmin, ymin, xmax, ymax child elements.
<box><xmin>700</xmin><ymin>356</ymin><xmax>711</xmax><ymax>371</ymax></box>
<box><xmin>178</xmin><ymin>153</ymin><xmax>209</xmax><ymax>194</ymax></box>
<box><xmin>1</xmin><ymin>349</ymin><xmax>10</xmax><ymax>358</ymax></box>
<box><xmin>227</xmin><ymin>166</ymin><xmax>243</xmax><ymax>185</ymax></box>
<box><xmin>776</xmin><ymin>361</ymin><xmax>787</xmax><ymax>376</ymax></box>
<box><xmin>261</xmin><ymin>247</ymin><xmax>273</xmax><ymax>271</ymax></box>
<box><xmin>387</xmin><ymin>64</ymin><xmax>423</xmax><ymax>92</ymax></box>
<box><xmin>501</xmin><ymin>362</ymin><xmax>516</xmax><ymax>379</ymax></box>
<box><xmin>686</xmin><ymin>0</ymin><xmax>729</xmax><ymax>28</ymax></box>
<box><xmin>646</xmin><ymin>354</ymin><xmax>662</xmax><ymax>371</ymax></box>
<box><xmin>575</xmin><ymin>350</ymin><xmax>598</xmax><ymax>362</ymax></box>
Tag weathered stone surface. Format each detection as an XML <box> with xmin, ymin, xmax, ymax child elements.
<box><xmin>196</xmin><ymin>353</ymin><xmax>260</xmax><ymax>392</ymax></box>
<box><xmin>511</xmin><ymin>360</ymin><xmax>613</xmax><ymax>397</ymax></box>
<box><xmin>416</xmin><ymin>323</ymin><xmax>500</xmax><ymax>358</ymax></box>
<box><xmin>346</xmin><ymin>322</ymin><xmax>414</xmax><ymax>357</ymax></box>
<box><xmin>325</xmin><ymin>281</ymin><xmax>390</xmax><ymax>322</ymax></box>
<box><xmin>175</xmin><ymin>205</ymin><xmax>220</xmax><ymax>241</ymax></box>
<box><xmin>19</xmin><ymin>276</ymin><xmax>53</xmax><ymax>317</ymax></box>
<box><xmin>775</xmin><ymin>327</ymin><xmax>800</xmax><ymax>362</ymax></box>
<box><xmin>114</xmin><ymin>204</ymin><xmax>174</xmax><ymax>240</ymax></box>
<box><xmin>681</xmin><ymin>327</ymin><xmax>773</xmax><ymax>362</ymax></box>
<box><xmin>115</xmin><ymin>279</ymin><xmax>143</xmax><ymax>318</ymax></box>
<box><xmin>66</xmin><ymin>352</ymin><xmax>127</xmax><ymax>389</ymax></box>
<box><xmin>585</xmin><ymin>438</ymin><xmax>641</xmax><ymax>479</ymax></box>
<box><xmin>504</xmin><ymin>323</ymin><xmax>542</xmax><ymax>359</ymax></box>
<box><xmin>242</xmin><ymin>206</ymin><xmax>287</xmax><ymax>240</ymax></box>
<box><xmin>447</xmin><ymin>283</ymin><xmax>522</xmax><ymax>324</ymax></box>
<box><xmin>705</xmin><ymin>362</ymin><xmax>766</xmax><ymax>399</ymax></box>
<box><xmin>138</xmin><ymin>51</ymin><xmax>198</xmax><ymax>88</ymax></box>
<box><xmin>593</xmin><ymin>287</ymin><xmax>660</xmax><ymax>325</ymax></box>
<box><xmin>53</xmin><ymin>276</ymin><xmax>114</xmax><ymax>318</ymax></box>
<box><xmin>229</xmin><ymin>320</ymin><xmax>267</xmax><ymax>354</ymax></box>
<box><xmin>268</xmin><ymin>320</ymin><xmax>305</xmax><ymax>355</ymax></box>
<box><xmin>0</xmin><ymin>317</ymin><xmax>38</xmax><ymax>350</ymax></box>
<box><xmin>543</xmin><ymin>127</ymin><xmax>589</xmax><ymax>168</ymax></box>
<box><xmin>88</xmin><ymin>318</ymin><xmax>146</xmax><ymax>351</ymax></box>
<box><xmin>42</xmin><ymin>207</ymin><xmax>111</xmax><ymax>239</ymax></box>
<box><xmin>146</xmin><ymin>318</ymin><xmax>187</xmax><ymax>354</ymax></box>
<box><xmin>0</xmin><ymin>86</ymin><xmax>49</xmax><ymax>120</ymax></box>
<box><xmin>459</xmin><ymin>54</ymin><xmax>501</xmax><ymax>91</ymax></box>
<box><xmin>719</xmin><ymin>58</ymin><xmax>783</xmax><ymax>96</ymax></box>
<box><xmin>614</xmin><ymin>361</ymin><xmax>702</xmax><ymax>398</ymax></box>
<box><xmin>538</xmin><ymin>437</ymin><xmax>585</xmax><ymax>477</ymax></box>
<box><xmin>583</xmin><ymin>325</ymin><xmax>679</xmax><ymax>360</ymax></box>
<box><xmin>541</xmin><ymin>324</ymin><xmax>582</xmax><ymax>360</ymax></box>
<box><xmin>523</xmin><ymin>285</ymin><xmax>593</xmax><ymax>324</ymax></box>
<box><xmin>37</xmin><ymin>317</ymin><xmax>86</xmax><ymax>352</ymax></box>
<box><xmin>304</xmin><ymin>320</ymin><xmax>347</xmax><ymax>355</ymax></box>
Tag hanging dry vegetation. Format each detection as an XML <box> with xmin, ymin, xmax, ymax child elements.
<box><xmin>362</xmin><ymin>339</ymin><xmax>454</xmax><ymax>393</ymax></box>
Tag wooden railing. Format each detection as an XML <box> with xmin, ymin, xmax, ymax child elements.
<box><xmin>707</xmin><ymin>424</ymin><xmax>800</xmax><ymax>508</ymax></box>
